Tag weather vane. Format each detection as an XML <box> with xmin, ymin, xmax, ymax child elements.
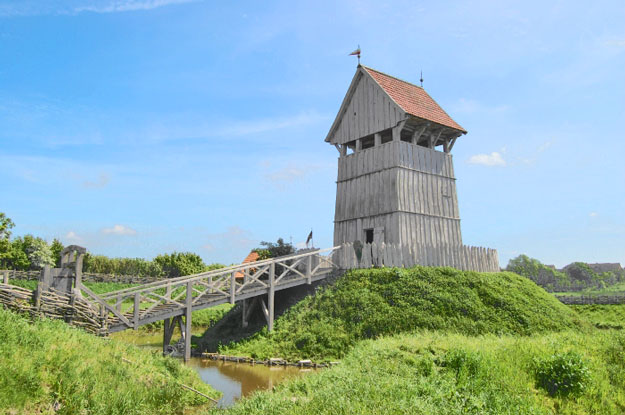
<box><xmin>349</xmin><ymin>45</ymin><xmax>361</xmax><ymax>65</ymax></box>
<box><xmin>420</xmin><ymin>70</ymin><xmax>423</xmax><ymax>87</ymax></box>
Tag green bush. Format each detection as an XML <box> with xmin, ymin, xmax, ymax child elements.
<box><xmin>534</xmin><ymin>351</ymin><xmax>591</xmax><ymax>397</ymax></box>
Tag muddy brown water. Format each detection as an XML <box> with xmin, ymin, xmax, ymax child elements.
<box><xmin>187</xmin><ymin>358</ymin><xmax>312</xmax><ymax>407</ymax></box>
<box><xmin>111</xmin><ymin>329</ymin><xmax>314</xmax><ymax>407</ymax></box>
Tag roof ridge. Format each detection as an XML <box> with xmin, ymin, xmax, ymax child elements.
<box><xmin>362</xmin><ymin>66</ymin><xmax>424</xmax><ymax>90</ymax></box>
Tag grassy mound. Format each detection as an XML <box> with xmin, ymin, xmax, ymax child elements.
<box><xmin>214</xmin><ymin>331</ymin><xmax>625</xmax><ymax>415</ymax></box>
<box><xmin>221</xmin><ymin>267</ymin><xmax>586</xmax><ymax>361</ymax></box>
<box><xmin>0</xmin><ymin>308</ymin><xmax>219</xmax><ymax>415</ymax></box>
<box><xmin>571</xmin><ymin>305</ymin><xmax>625</xmax><ymax>330</ymax></box>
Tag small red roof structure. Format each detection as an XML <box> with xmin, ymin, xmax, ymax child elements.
<box><xmin>234</xmin><ymin>251</ymin><xmax>260</xmax><ymax>279</ymax></box>
<box><xmin>362</xmin><ymin>66</ymin><xmax>466</xmax><ymax>133</ymax></box>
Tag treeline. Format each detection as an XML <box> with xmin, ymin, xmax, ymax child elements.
<box><xmin>506</xmin><ymin>254</ymin><xmax>625</xmax><ymax>292</ymax></box>
<box><xmin>0</xmin><ymin>213</ymin><xmax>224</xmax><ymax>278</ymax></box>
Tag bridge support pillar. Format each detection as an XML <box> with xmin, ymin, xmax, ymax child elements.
<box><xmin>268</xmin><ymin>263</ymin><xmax>275</xmax><ymax>332</ymax></box>
<box><xmin>163</xmin><ymin>318</ymin><xmax>173</xmax><ymax>354</ymax></box>
<box><xmin>184</xmin><ymin>282</ymin><xmax>192</xmax><ymax>362</ymax></box>
<box><xmin>241</xmin><ymin>299</ymin><xmax>248</xmax><ymax>328</ymax></box>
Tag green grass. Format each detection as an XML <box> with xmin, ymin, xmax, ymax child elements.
<box><xmin>0</xmin><ymin>308</ymin><xmax>219</xmax><ymax>415</ymax></box>
<box><xmin>554</xmin><ymin>281</ymin><xmax>625</xmax><ymax>297</ymax></box>
<box><xmin>220</xmin><ymin>267</ymin><xmax>586</xmax><ymax>361</ymax></box>
<box><xmin>213</xmin><ymin>330</ymin><xmax>625</xmax><ymax>415</ymax></box>
<box><xmin>570</xmin><ymin>305</ymin><xmax>625</xmax><ymax>329</ymax></box>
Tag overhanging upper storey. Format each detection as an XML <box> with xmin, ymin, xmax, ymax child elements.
<box><xmin>325</xmin><ymin>66</ymin><xmax>467</xmax><ymax>152</ymax></box>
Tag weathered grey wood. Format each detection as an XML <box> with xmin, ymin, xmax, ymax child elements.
<box><xmin>133</xmin><ymin>293</ymin><xmax>140</xmax><ymax>330</ymax></box>
<box><xmin>185</xmin><ymin>281</ymin><xmax>192</xmax><ymax>361</ymax></box>
<box><xmin>230</xmin><ymin>272</ymin><xmax>236</xmax><ymax>304</ymax></box>
<box><xmin>268</xmin><ymin>263</ymin><xmax>275</xmax><ymax>332</ymax></box>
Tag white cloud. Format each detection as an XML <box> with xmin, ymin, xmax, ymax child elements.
<box><xmin>467</xmin><ymin>152</ymin><xmax>507</xmax><ymax>167</ymax></box>
<box><xmin>451</xmin><ymin>98</ymin><xmax>509</xmax><ymax>114</ymax></box>
<box><xmin>265</xmin><ymin>165</ymin><xmax>308</xmax><ymax>184</ymax></box>
<box><xmin>0</xmin><ymin>0</ymin><xmax>198</xmax><ymax>16</ymax></box>
<box><xmin>205</xmin><ymin>226</ymin><xmax>255</xmax><ymax>250</ymax></box>
<box><xmin>589</xmin><ymin>212</ymin><xmax>598</xmax><ymax>218</ymax></box>
<box><xmin>82</xmin><ymin>173</ymin><xmax>110</xmax><ymax>189</ymax></box>
<box><xmin>101</xmin><ymin>224</ymin><xmax>137</xmax><ymax>236</ymax></box>
<box><xmin>215</xmin><ymin>111</ymin><xmax>329</xmax><ymax>138</ymax></box>
<box><xmin>65</xmin><ymin>231</ymin><xmax>82</xmax><ymax>243</ymax></box>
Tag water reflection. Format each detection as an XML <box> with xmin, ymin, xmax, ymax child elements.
<box><xmin>186</xmin><ymin>359</ymin><xmax>311</xmax><ymax>407</ymax></box>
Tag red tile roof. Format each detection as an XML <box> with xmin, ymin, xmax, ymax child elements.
<box><xmin>234</xmin><ymin>251</ymin><xmax>260</xmax><ymax>279</ymax></box>
<box><xmin>362</xmin><ymin>66</ymin><xmax>466</xmax><ymax>133</ymax></box>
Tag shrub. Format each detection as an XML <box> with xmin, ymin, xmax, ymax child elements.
<box><xmin>534</xmin><ymin>351</ymin><xmax>590</xmax><ymax>397</ymax></box>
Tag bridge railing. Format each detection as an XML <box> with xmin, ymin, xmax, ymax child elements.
<box><xmin>76</xmin><ymin>247</ymin><xmax>339</xmax><ymax>331</ymax></box>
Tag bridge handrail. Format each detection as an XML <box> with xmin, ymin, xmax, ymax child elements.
<box><xmin>99</xmin><ymin>246</ymin><xmax>339</xmax><ymax>300</ymax></box>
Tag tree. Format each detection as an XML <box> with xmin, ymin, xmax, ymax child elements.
<box><xmin>0</xmin><ymin>212</ymin><xmax>15</xmax><ymax>240</ymax></box>
<box><xmin>12</xmin><ymin>235</ymin><xmax>55</xmax><ymax>270</ymax></box>
<box><xmin>154</xmin><ymin>252</ymin><xmax>206</xmax><ymax>278</ymax></box>
<box><xmin>255</xmin><ymin>238</ymin><xmax>295</xmax><ymax>259</ymax></box>
<box><xmin>0</xmin><ymin>213</ymin><xmax>29</xmax><ymax>270</ymax></box>
<box><xmin>50</xmin><ymin>239</ymin><xmax>64</xmax><ymax>267</ymax></box>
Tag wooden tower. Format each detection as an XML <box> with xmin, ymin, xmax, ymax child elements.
<box><xmin>326</xmin><ymin>66</ymin><xmax>467</xmax><ymax>248</ymax></box>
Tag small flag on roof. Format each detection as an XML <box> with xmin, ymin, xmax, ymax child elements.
<box><xmin>306</xmin><ymin>230</ymin><xmax>313</xmax><ymax>248</ymax></box>
<box><xmin>349</xmin><ymin>45</ymin><xmax>361</xmax><ymax>64</ymax></box>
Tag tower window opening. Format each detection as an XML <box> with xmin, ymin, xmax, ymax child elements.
<box><xmin>346</xmin><ymin>140</ymin><xmax>356</xmax><ymax>155</ymax></box>
<box><xmin>380</xmin><ymin>129</ymin><xmax>393</xmax><ymax>144</ymax></box>
<box><xmin>400</xmin><ymin>129</ymin><xmax>413</xmax><ymax>143</ymax></box>
<box><xmin>361</xmin><ymin>135</ymin><xmax>375</xmax><ymax>150</ymax></box>
<box><xmin>364</xmin><ymin>228</ymin><xmax>374</xmax><ymax>244</ymax></box>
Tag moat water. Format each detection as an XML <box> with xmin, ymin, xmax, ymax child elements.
<box><xmin>111</xmin><ymin>329</ymin><xmax>312</xmax><ymax>407</ymax></box>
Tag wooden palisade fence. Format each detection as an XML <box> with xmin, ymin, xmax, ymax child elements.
<box><xmin>335</xmin><ymin>242</ymin><xmax>500</xmax><ymax>272</ymax></box>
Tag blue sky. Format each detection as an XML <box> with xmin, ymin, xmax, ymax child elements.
<box><xmin>1</xmin><ymin>0</ymin><xmax>624</xmax><ymax>267</ymax></box>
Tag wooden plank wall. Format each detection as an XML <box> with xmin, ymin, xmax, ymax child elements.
<box><xmin>334</xmin><ymin>141</ymin><xmax>462</xmax><ymax>246</ymax></box>
<box><xmin>328</xmin><ymin>71</ymin><xmax>405</xmax><ymax>145</ymax></box>
<box><xmin>335</xmin><ymin>242</ymin><xmax>500</xmax><ymax>272</ymax></box>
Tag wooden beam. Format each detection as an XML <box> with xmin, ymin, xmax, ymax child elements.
<box><xmin>229</xmin><ymin>272</ymin><xmax>236</xmax><ymax>304</ymax></box>
<box><xmin>133</xmin><ymin>293</ymin><xmax>140</xmax><ymax>330</ymax></box>
<box><xmin>448</xmin><ymin>136</ymin><xmax>458</xmax><ymax>152</ymax></box>
<box><xmin>411</xmin><ymin>123</ymin><xmax>429</xmax><ymax>144</ymax></box>
<box><xmin>268</xmin><ymin>262</ymin><xmax>275</xmax><ymax>332</ymax></box>
<box><xmin>392</xmin><ymin>119</ymin><xmax>407</xmax><ymax>141</ymax></box>
<box><xmin>432</xmin><ymin>130</ymin><xmax>443</xmax><ymax>147</ymax></box>
<box><xmin>184</xmin><ymin>282</ymin><xmax>192</xmax><ymax>362</ymax></box>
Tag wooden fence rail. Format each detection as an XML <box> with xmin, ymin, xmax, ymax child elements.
<box><xmin>555</xmin><ymin>295</ymin><xmax>625</xmax><ymax>305</ymax></box>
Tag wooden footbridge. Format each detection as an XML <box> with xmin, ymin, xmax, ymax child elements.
<box><xmin>75</xmin><ymin>247</ymin><xmax>339</xmax><ymax>360</ymax></box>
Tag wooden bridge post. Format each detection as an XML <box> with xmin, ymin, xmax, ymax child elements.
<box><xmin>133</xmin><ymin>293</ymin><xmax>140</xmax><ymax>330</ymax></box>
<box><xmin>163</xmin><ymin>318</ymin><xmax>173</xmax><ymax>354</ymax></box>
<box><xmin>184</xmin><ymin>281</ymin><xmax>192</xmax><ymax>362</ymax></box>
<box><xmin>268</xmin><ymin>262</ymin><xmax>275</xmax><ymax>332</ymax></box>
<box><xmin>241</xmin><ymin>299</ymin><xmax>248</xmax><ymax>328</ymax></box>
<box><xmin>230</xmin><ymin>272</ymin><xmax>236</xmax><ymax>304</ymax></box>
<box><xmin>306</xmin><ymin>255</ymin><xmax>312</xmax><ymax>284</ymax></box>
